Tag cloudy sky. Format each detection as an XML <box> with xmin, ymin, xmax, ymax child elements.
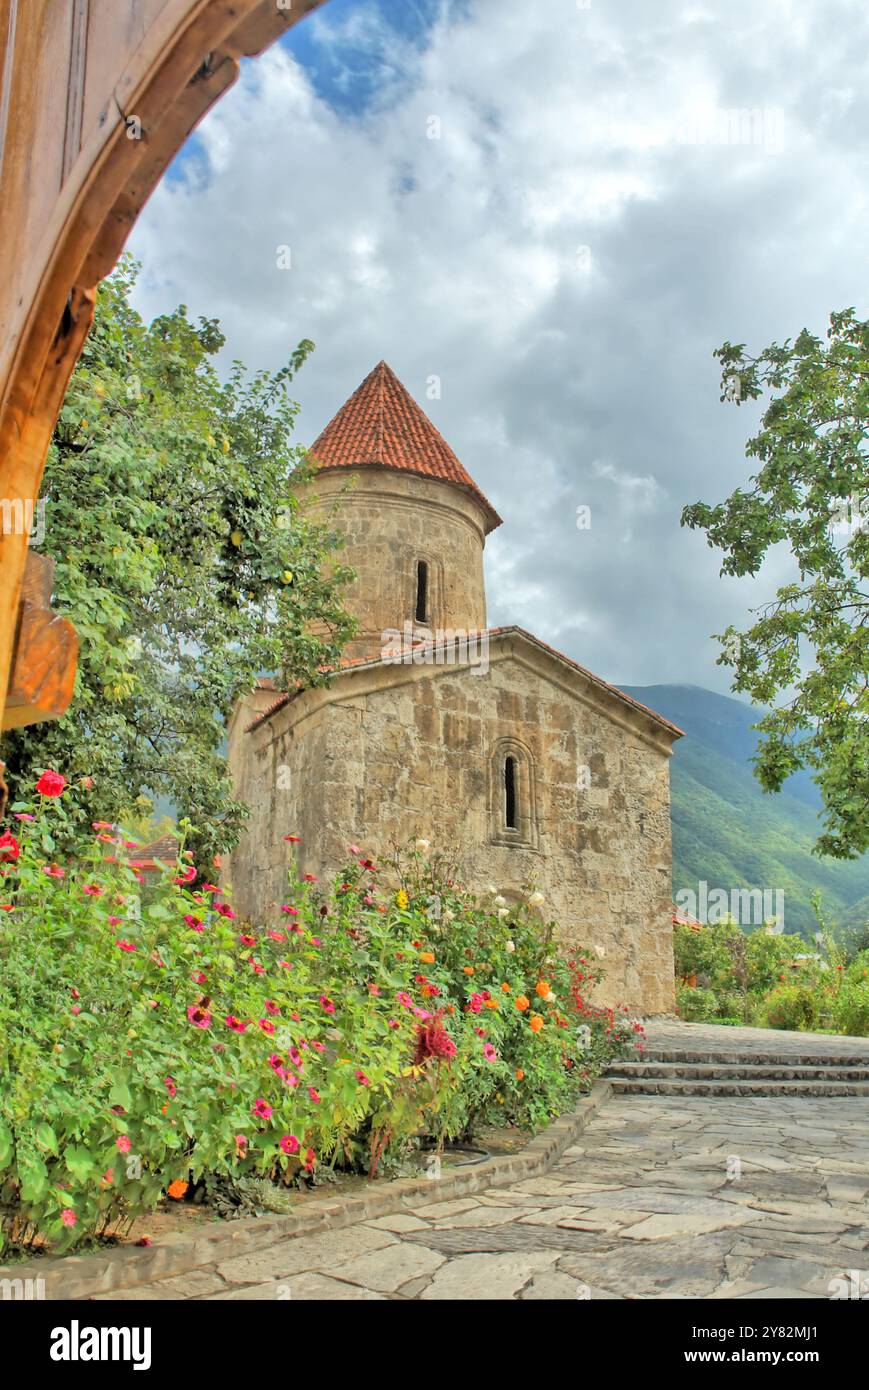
<box><xmin>129</xmin><ymin>0</ymin><xmax>869</xmax><ymax>694</ymax></box>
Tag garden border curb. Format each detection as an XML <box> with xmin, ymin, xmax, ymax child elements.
<box><xmin>0</xmin><ymin>1081</ymin><xmax>612</xmax><ymax>1300</ymax></box>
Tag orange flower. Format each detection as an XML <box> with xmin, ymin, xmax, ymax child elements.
<box><xmin>419</xmin><ymin>951</ymin><xmax>435</xmax><ymax>964</ymax></box>
<box><xmin>515</xmin><ymin>1069</ymin><xmax>525</xmax><ymax>1081</ymax></box>
<box><xmin>501</xmin><ymin>982</ymin><xmax>511</xmax><ymax>993</ymax></box>
<box><xmin>167</xmin><ymin>1179</ymin><xmax>189</xmax><ymax>1200</ymax></box>
<box><xmin>446</xmin><ymin>1004</ymin><xmax>455</xmax><ymax>1014</ymax></box>
<box><xmin>529</xmin><ymin>1015</ymin><xmax>544</xmax><ymax>1033</ymax></box>
<box><xmin>515</xmin><ymin>995</ymin><xmax>530</xmax><ymax>1011</ymax></box>
<box><xmin>484</xmin><ymin>998</ymin><xmax>499</xmax><ymax>1010</ymax></box>
<box><xmin>535</xmin><ymin>980</ymin><xmax>550</xmax><ymax>998</ymax></box>
<box><xmin>463</xmin><ymin>966</ymin><xmax>475</xmax><ymax>976</ymax></box>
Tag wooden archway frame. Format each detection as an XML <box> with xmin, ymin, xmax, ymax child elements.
<box><xmin>0</xmin><ymin>0</ymin><xmax>325</xmax><ymax>738</ymax></box>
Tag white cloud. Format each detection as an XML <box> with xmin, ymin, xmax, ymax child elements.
<box><xmin>129</xmin><ymin>0</ymin><xmax>869</xmax><ymax>690</ymax></box>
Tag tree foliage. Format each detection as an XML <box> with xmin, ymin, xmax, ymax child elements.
<box><xmin>1</xmin><ymin>257</ymin><xmax>355</xmax><ymax>860</ymax></box>
<box><xmin>682</xmin><ymin>309</ymin><xmax>869</xmax><ymax>859</ymax></box>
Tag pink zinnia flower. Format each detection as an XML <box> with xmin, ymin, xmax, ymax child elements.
<box><xmin>310</xmin><ymin>1040</ymin><xmax>326</xmax><ymax>1052</ymax></box>
<box><xmin>355</xmin><ymin>1070</ymin><xmax>371</xmax><ymax>1086</ymax></box>
<box><xmin>308</xmin><ymin>1087</ymin><xmax>321</xmax><ymax>1103</ymax></box>
<box><xmin>251</xmin><ymin>961</ymin><xmax>265</xmax><ymax>974</ymax></box>
<box><xmin>71</xmin><ymin>1004</ymin><xmax>81</xmax><ymax>1016</ymax></box>
<box><xmin>240</xmin><ymin>934</ymin><xmax>256</xmax><ymax>946</ymax></box>
<box><xmin>258</xmin><ymin>1019</ymin><xmax>275</xmax><ymax>1035</ymax></box>
<box><xmin>280</xmin><ymin>905</ymin><xmax>299</xmax><ymax>916</ymax></box>
<box><xmin>264</xmin><ymin>1000</ymin><xmax>280</xmax><ymax>1015</ymax></box>
<box><xmin>283</xmin><ymin>835</ymin><xmax>301</xmax><ymax>843</ymax></box>
<box><xmin>42</xmin><ymin>863</ymin><xmax>65</xmax><ymax>878</ymax></box>
<box><xmin>252</xmin><ymin>1099</ymin><xmax>272</xmax><ymax>1120</ymax></box>
<box><xmin>225</xmin><ymin>1016</ymin><xmax>248</xmax><ymax>1033</ymax></box>
<box><xmin>319</xmin><ymin>995</ymin><xmax>335</xmax><ymax>1014</ymax></box>
<box><xmin>215</xmin><ymin>903</ymin><xmax>237</xmax><ymax>919</ymax></box>
<box><xmin>115</xmin><ymin>939</ymin><xmax>137</xmax><ymax>952</ymax></box>
<box><xmin>107</xmin><ymin>915</ymin><xmax>123</xmax><ymax>927</ymax></box>
<box><xmin>164</xmin><ymin>1076</ymin><xmax>177</xmax><ymax>1098</ymax></box>
<box><xmin>192</xmin><ymin>971</ymin><xmax>207</xmax><ymax>985</ymax></box>
<box><xmin>396</xmin><ymin>992</ymin><xmax>413</xmax><ymax>1008</ymax></box>
<box><xmin>187</xmin><ymin>1004</ymin><xmax>212</xmax><ymax>1029</ymax></box>
<box><xmin>348</xmin><ymin>843</ymin><xmax>360</xmax><ymax>854</ymax></box>
<box><xmin>82</xmin><ymin>884</ymin><xmax>104</xmax><ymax>897</ymax></box>
<box><xmin>184</xmin><ymin>914</ymin><xmax>204</xmax><ymax>932</ymax></box>
<box><xmin>280</xmin><ymin>1135</ymin><xmax>300</xmax><ymax>1155</ymax></box>
<box><xmin>267</xmin><ymin>930</ymin><xmax>286</xmax><ymax>942</ymax></box>
<box><xmin>483</xmin><ymin>1043</ymin><xmax>497</xmax><ymax>1062</ymax></box>
<box><xmin>116</xmin><ymin>1135</ymin><xmax>132</xmax><ymax>1154</ymax></box>
<box><xmin>60</xmin><ymin>1208</ymin><xmax>77</xmax><ymax>1228</ymax></box>
<box><xmin>387</xmin><ymin>1018</ymin><xmax>400</xmax><ymax>1030</ymax></box>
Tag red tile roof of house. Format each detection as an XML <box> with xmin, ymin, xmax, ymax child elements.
<box><xmin>245</xmin><ymin>627</ymin><xmax>684</xmax><ymax>741</ymax></box>
<box><xmin>309</xmin><ymin>361</ymin><xmax>502</xmax><ymax>534</ymax></box>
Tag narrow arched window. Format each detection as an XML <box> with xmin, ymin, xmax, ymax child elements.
<box><xmin>504</xmin><ymin>756</ymin><xmax>517</xmax><ymax>830</ymax></box>
<box><xmin>415</xmin><ymin>560</ymin><xmax>429</xmax><ymax>624</ymax></box>
<box><xmin>490</xmin><ymin>738</ymin><xmax>538</xmax><ymax>849</ymax></box>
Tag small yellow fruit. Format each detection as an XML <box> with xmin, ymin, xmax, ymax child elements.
<box><xmin>206</xmin><ymin>433</ymin><xmax>216</xmax><ymax>448</ymax></box>
<box><xmin>222</xmin><ymin>438</ymin><xmax>230</xmax><ymax>453</ymax></box>
<box><xmin>230</xmin><ymin>530</ymin><xmax>243</xmax><ymax>547</ymax></box>
<box><xmin>282</xmin><ymin>570</ymin><xmax>293</xmax><ymax>584</ymax></box>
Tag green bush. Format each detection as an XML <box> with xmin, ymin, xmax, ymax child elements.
<box><xmin>0</xmin><ymin>775</ymin><xmax>636</xmax><ymax>1254</ymax></box>
<box><xmin>675</xmin><ymin>984</ymin><xmax>720</xmax><ymax>1022</ymax></box>
<box><xmin>831</xmin><ymin>979</ymin><xmax>869</xmax><ymax>1036</ymax></box>
<box><xmin>757</xmin><ymin>984</ymin><xmax>819</xmax><ymax>1032</ymax></box>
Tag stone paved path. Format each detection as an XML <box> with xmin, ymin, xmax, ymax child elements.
<box><xmin>109</xmin><ymin>1083</ymin><xmax>869</xmax><ymax>1300</ymax></box>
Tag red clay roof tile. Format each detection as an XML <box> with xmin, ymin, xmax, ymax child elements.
<box><xmin>309</xmin><ymin>361</ymin><xmax>502</xmax><ymax>533</ymax></box>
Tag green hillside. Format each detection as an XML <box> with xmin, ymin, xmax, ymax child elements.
<box><xmin>622</xmin><ymin>685</ymin><xmax>869</xmax><ymax>938</ymax></box>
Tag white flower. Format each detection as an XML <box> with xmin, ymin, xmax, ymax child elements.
<box><xmin>414</xmin><ymin>838</ymin><xmax>431</xmax><ymax>852</ymax></box>
<box><xmin>527</xmin><ymin>890</ymin><xmax>545</xmax><ymax>907</ymax></box>
<box><xmin>505</xmin><ymin>940</ymin><xmax>515</xmax><ymax>953</ymax></box>
<box><xmin>493</xmin><ymin>895</ymin><xmax>507</xmax><ymax>908</ymax></box>
<box><xmin>496</xmin><ymin>908</ymin><xmax>509</xmax><ymax>919</ymax></box>
<box><xmin>443</xmin><ymin>909</ymin><xmax>454</xmax><ymax>923</ymax></box>
<box><xmin>545</xmin><ymin>991</ymin><xmax>556</xmax><ymax>1003</ymax></box>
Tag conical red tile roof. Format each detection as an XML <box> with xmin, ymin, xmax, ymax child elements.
<box><xmin>308</xmin><ymin>361</ymin><xmax>502</xmax><ymax>533</ymax></box>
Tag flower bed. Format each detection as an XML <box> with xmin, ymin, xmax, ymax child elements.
<box><xmin>0</xmin><ymin>777</ymin><xmax>639</xmax><ymax>1256</ymax></box>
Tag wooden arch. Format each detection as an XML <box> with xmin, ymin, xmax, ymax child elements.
<box><xmin>0</xmin><ymin>0</ymin><xmax>324</xmax><ymax>743</ymax></box>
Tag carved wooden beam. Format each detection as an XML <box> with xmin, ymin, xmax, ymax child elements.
<box><xmin>2</xmin><ymin>552</ymin><xmax>77</xmax><ymax>731</ymax></box>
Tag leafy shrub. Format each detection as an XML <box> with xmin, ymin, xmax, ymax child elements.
<box><xmin>0</xmin><ymin>778</ymin><xmax>636</xmax><ymax>1255</ymax></box>
<box><xmin>757</xmin><ymin>984</ymin><xmax>820</xmax><ymax>1032</ymax></box>
<box><xmin>831</xmin><ymin>979</ymin><xmax>869</xmax><ymax>1036</ymax></box>
<box><xmin>675</xmin><ymin>984</ymin><xmax>720</xmax><ymax>1022</ymax></box>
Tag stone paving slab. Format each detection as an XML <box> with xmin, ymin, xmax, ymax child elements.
<box><xmin>101</xmin><ymin>1081</ymin><xmax>869</xmax><ymax>1300</ymax></box>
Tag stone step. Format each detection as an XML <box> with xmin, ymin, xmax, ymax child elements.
<box><xmin>608</xmin><ymin>1061</ymin><xmax>869</xmax><ymax>1082</ymax></box>
<box><xmin>640</xmin><ymin>1047</ymin><xmax>869</xmax><ymax>1068</ymax></box>
<box><xmin>608</xmin><ymin>1076</ymin><xmax>869</xmax><ymax>1097</ymax></box>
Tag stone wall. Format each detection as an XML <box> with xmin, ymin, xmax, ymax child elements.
<box><xmin>226</xmin><ymin>634</ymin><xmax>676</xmax><ymax>1014</ymax></box>
<box><xmin>299</xmin><ymin>468</ymin><xmax>491</xmax><ymax>660</ymax></box>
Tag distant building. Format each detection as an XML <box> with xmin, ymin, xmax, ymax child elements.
<box><xmin>227</xmin><ymin>363</ymin><xmax>682</xmax><ymax>1012</ymax></box>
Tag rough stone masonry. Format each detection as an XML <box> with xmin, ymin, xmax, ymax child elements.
<box><xmin>227</xmin><ymin>362</ymin><xmax>682</xmax><ymax>1012</ymax></box>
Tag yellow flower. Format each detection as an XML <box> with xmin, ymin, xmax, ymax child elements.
<box><xmin>396</xmin><ymin>889</ymin><xmax>409</xmax><ymax>910</ymax></box>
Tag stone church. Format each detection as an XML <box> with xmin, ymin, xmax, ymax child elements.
<box><xmin>227</xmin><ymin>362</ymin><xmax>682</xmax><ymax>1013</ymax></box>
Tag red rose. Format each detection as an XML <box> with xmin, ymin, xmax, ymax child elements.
<box><xmin>35</xmin><ymin>769</ymin><xmax>66</xmax><ymax>798</ymax></box>
<box><xmin>0</xmin><ymin>831</ymin><xmax>20</xmax><ymax>863</ymax></box>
